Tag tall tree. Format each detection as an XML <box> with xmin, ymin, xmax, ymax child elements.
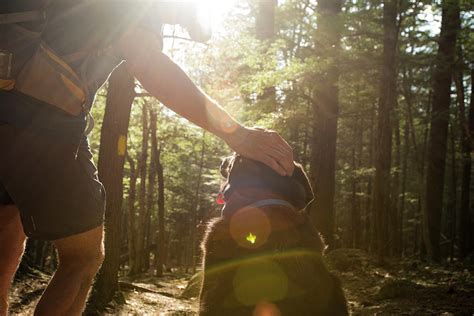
<box><xmin>309</xmin><ymin>0</ymin><xmax>342</xmax><ymax>249</ymax></box>
<box><xmin>143</xmin><ymin>105</ymin><xmax>157</xmax><ymax>271</ymax></box>
<box><xmin>150</xmin><ymin>108</ymin><xmax>166</xmax><ymax>276</ymax></box>
<box><xmin>190</xmin><ymin>133</ymin><xmax>206</xmax><ymax>273</ymax></box>
<box><xmin>134</xmin><ymin>101</ymin><xmax>150</xmax><ymax>273</ymax></box>
<box><xmin>87</xmin><ymin>64</ymin><xmax>135</xmax><ymax>311</ymax></box>
<box><xmin>423</xmin><ymin>0</ymin><xmax>460</xmax><ymax>261</ymax></box>
<box><xmin>457</xmin><ymin>67</ymin><xmax>474</xmax><ymax>257</ymax></box>
<box><xmin>256</xmin><ymin>0</ymin><xmax>277</xmax><ymax>40</ymax></box>
<box><xmin>372</xmin><ymin>0</ymin><xmax>399</xmax><ymax>260</ymax></box>
<box><xmin>126</xmin><ymin>154</ymin><xmax>138</xmax><ymax>274</ymax></box>
<box><xmin>255</xmin><ymin>0</ymin><xmax>277</xmax><ymax>110</ymax></box>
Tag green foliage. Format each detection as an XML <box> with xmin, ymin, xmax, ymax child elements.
<box><xmin>87</xmin><ymin>0</ymin><xmax>473</xmax><ymax>263</ymax></box>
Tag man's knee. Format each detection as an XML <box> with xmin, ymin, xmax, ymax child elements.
<box><xmin>0</xmin><ymin>205</ymin><xmax>24</xmax><ymax>233</ymax></box>
<box><xmin>0</xmin><ymin>205</ymin><xmax>26</xmax><ymax>266</ymax></box>
<box><xmin>55</xmin><ymin>226</ymin><xmax>104</xmax><ymax>276</ymax></box>
<box><xmin>59</xmin><ymin>244</ymin><xmax>104</xmax><ymax>278</ymax></box>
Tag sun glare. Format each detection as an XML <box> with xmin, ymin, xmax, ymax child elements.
<box><xmin>198</xmin><ymin>0</ymin><xmax>238</xmax><ymax>31</ymax></box>
<box><xmin>166</xmin><ymin>0</ymin><xmax>238</xmax><ymax>33</ymax></box>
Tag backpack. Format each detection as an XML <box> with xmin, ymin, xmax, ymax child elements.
<box><xmin>0</xmin><ymin>1</ymin><xmax>88</xmax><ymax>116</ymax></box>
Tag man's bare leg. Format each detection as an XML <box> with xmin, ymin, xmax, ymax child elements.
<box><xmin>34</xmin><ymin>225</ymin><xmax>104</xmax><ymax>316</ymax></box>
<box><xmin>0</xmin><ymin>205</ymin><xmax>26</xmax><ymax>315</ymax></box>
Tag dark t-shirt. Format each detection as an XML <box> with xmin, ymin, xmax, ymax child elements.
<box><xmin>0</xmin><ymin>0</ymin><xmax>161</xmax><ymax>137</ymax></box>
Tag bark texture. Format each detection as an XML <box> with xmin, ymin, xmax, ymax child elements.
<box><xmin>423</xmin><ymin>0</ymin><xmax>460</xmax><ymax>261</ymax></box>
<box><xmin>88</xmin><ymin>63</ymin><xmax>135</xmax><ymax>311</ymax></box>
<box><xmin>309</xmin><ymin>0</ymin><xmax>342</xmax><ymax>249</ymax></box>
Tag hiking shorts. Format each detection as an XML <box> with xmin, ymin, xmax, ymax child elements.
<box><xmin>0</xmin><ymin>123</ymin><xmax>106</xmax><ymax>240</ymax></box>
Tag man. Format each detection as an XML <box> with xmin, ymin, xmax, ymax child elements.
<box><xmin>0</xmin><ymin>1</ymin><xmax>294</xmax><ymax>315</ymax></box>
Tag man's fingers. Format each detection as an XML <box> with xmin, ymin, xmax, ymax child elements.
<box><xmin>268</xmin><ymin>133</ymin><xmax>294</xmax><ymax>175</ymax></box>
<box><xmin>253</xmin><ymin>132</ymin><xmax>293</xmax><ymax>176</ymax></box>
<box><xmin>260</xmin><ymin>155</ymin><xmax>287</xmax><ymax>176</ymax></box>
<box><xmin>267</xmin><ymin>148</ymin><xmax>294</xmax><ymax>176</ymax></box>
<box><xmin>229</xmin><ymin>127</ymin><xmax>294</xmax><ymax>176</ymax></box>
<box><xmin>270</xmin><ymin>131</ymin><xmax>293</xmax><ymax>152</ymax></box>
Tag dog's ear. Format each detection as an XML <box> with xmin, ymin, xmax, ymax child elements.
<box><xmin>220</xmin><ymin>155</ymin><xmax>236</xmax><ymax>178</ymax></box>
<box><xmin>291</xmin><ymin>163</ymin><xmax>314</xmax><ymax>208</ymax></box>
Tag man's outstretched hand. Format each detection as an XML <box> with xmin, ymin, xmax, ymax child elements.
<box><xmin>224</xmin><ymin>126</ymin><xmax>295</xmax><ymax>177</ymax></box>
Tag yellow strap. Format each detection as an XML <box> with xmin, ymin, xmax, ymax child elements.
<box><xmin>41</xmin><ymin>44</ymin><xmax>83</xmax><ymax>83</ymax></box>
<box><xmin>0</xmin><ymin>79</ymin><xmax>15</xmax><ymax>91</ymax></box>
<box><xmin>60</xmin><ymin>74</ymin><xmax>85</xmax><ymax>102</ymax></box>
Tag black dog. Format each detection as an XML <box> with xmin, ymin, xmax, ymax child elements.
<box><xmin>199</xmin><ymin>155</ymin><xmax>348</xmax><ymax>315</ymax></box>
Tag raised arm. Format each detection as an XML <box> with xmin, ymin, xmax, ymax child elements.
<box><xmin>116</xmin><ymin>26</ymin><xmax>294</xmax><ymax>176</ymax></box>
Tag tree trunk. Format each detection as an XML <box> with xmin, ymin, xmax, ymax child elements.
<box><xmin>127</xmin><ymin>155</ymin><xmax>138</xmax><ymax>275</ymax></box>
<box><xmin>135</xmin><ymin>102</ymin><xmax>150</xmax><ymax>273</ymax></box>
<box><xmin>458</xmin><ymin>67</ymin><xmax>474</xmax><ymax>257</ymax></box>
<box><xmin>372</xmin><ymin>0</ymin><xmax>399</xmax><ymax>262</ymax></box>
<box><xmin>400</xmin><ymin>120</ymin><xmax>409</xmax><ymax>256</ymax></box>
<box><xmin>151</xmin><ymin>118</ymin><xmax>166</xmax><ymax>277</ymax></box>
<box><xmin>423</xmin><ymin>0</ymin><xmax>460</xmax><ymax>261</ymax></box>
<box><xmin>309</xmin><ymin>0</ymin><xmax>342</xmax><ymax>249</ymax></box>
<box><xmin>392</xmin><ymin>109</ymin><xmax>401</xmax><ymax>257</ymax></box>
<box><xmin>350</xmin><ymin>117</ymin><xmax>362</xmax><ymax>248</ymax></box>
<box><xmin>143</xmin><ymin>105</ymin><xmax>157</xmax><ymax>272</ymax></box>
<box><xmin>401</xmin><ymin>67</ymin><xmax>430</xmax><ymax>257</ymax></box>
<box><xmin>448</xmin><ymin>122</ymin><xmax>457</xmax><ymax>259</ymax></box>
<box><xmin>367</xmin><ymin>104</ymin><xmax>376</xmax><ymax>251</ymax></box>
<box><xmin>256</xmin><ymin>0</ymin><xmax>276</xmax><ymax>41</ymax></box>
<box><xmin>87</xmin><ymin>64</ymin><xmax>135</xmax><ymax>311</ymax></box>
<box><xmin>255</xmin><ymin>0</ymin><xmax>277</xmax><ymax>110</ymax></box>
<box><xmin>190</xmin><ymin>133</ymin><xmax>206</xmax><ymax>273</ymax></box>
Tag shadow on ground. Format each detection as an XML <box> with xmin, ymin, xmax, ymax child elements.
<box><xmin>9</xmin><ymin>249</ymin><xmax>474</xmax><ymax>315</ymax></box>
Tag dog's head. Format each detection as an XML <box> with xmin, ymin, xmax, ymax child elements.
<box><xmin>218</xmin><ymin>154</ymin><xmax>314</xmax><ymax>210</ymax></box>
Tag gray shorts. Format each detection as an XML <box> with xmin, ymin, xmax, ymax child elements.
<box><xmin>0</xmin><ymin>123</ymin><xmax>105</xmax><ymax>240</ymax></box>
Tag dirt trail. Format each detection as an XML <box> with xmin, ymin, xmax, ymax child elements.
<box><xmin>327</xmin><ymin>249</ymin><xmax>474</xmax><ymax>315</ymax></box>
<box><xmin>9</xmin><ymin>250</ymin><xmax>474</xmax><ymax>315</ymax></box>
<box><xmin>106</xmin><ymin>275</ymin><xmax>198</xmax><ymax>315</ymax></box>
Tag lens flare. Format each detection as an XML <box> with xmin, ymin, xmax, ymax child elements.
<box><xmin>229</xmin><ymin>206</ymin><xmax>270</xmax><ymax>249</ymax></box>
<box><xmin>204</xmin><ymin>99</ymin><xmax>239</xmax><ymax>134</ymax></box>
<box><xmin>253</xmin><ymin>302</ymin><xmax>281</xmax><ymax>316</ymax></box>
<box><xmin>233</xmin><ymin>259</ymin><xmax>288</xmax><ymax>306</ymax></box>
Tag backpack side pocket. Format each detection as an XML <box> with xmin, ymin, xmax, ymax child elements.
<box><xmin>15</xmin><ymin>43</ymin><xmax>86</xmax><ymax>116</ymax></box>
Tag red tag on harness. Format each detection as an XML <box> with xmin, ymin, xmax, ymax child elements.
<box><xmin>216</xmin><ymin>193</ymin><xmax>225</xmax><ymax>205</ymax></box>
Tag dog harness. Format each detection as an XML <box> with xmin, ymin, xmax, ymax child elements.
<box><xmin>248</xmin><ymin>199</ymin><xmax>295</xmax><ymax>210</ymax></box>
<box><xmin>222</xmin><ymin>198</ymin><xmax>295</xmax><ymax>216</ymax></box>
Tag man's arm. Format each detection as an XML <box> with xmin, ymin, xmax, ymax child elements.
<box><xmin>115</xmin><ymin>26</ymin><xmax>294</xmax><ymax>176</ymax></box>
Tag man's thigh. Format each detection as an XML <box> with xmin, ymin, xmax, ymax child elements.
<box><xmin>0</xmin><ymin>124</ymin><xmax>106</xmax><ymax>241</ymax></box>
<box><xmin>54</xmin><ymin>224</ymin><xmax>104</xmax><ymax>264</ymax></box>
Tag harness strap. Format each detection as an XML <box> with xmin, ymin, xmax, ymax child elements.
<box><xmin>221</xmin><ymin>198</ymin><xmax>296</xmax><ymax>217</ymax></box>
<box><xmin>61</xmin><ymin>51</ymin><xmax>90</xmax><ymax>64</ymax></box>
<box><xmin>248</xmin><ymin>199</ymin><xmax>295</xmax><ymax>210</ymax></box>
<box><xmin>0</xmin><ymin>11</ymin><xmax>46</xmax><ymax>25</ymax></box>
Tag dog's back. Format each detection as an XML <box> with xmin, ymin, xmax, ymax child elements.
<box><xmin>199</xmin><ymin>155</ymin><xmax>348</xmax><ymax>315</ymax></box>
<box><xmin>200</xmin><ymin>205</ymin><xmax>348</xmax><ymax>316</ymax></box>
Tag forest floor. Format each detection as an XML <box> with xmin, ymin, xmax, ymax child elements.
<box><xmin>8</xmin><ymin>249</ymin><xmax>474</xmax><ymax>315</ymax></box>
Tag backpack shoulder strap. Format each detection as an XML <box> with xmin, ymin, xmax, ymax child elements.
<box><xmin>0</xmin><ymin>0</ymin><xmax>51</xmax><ymax>25</ymax></box>
<box><xmin>0</xmin><ymin>10</ymin><xmax>46</xmax><ymax>24</ymax></box>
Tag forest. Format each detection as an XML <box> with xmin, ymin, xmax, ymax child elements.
<box><xmin>8</xmin><ymin>0</ymin><xmax>474</xmax><ymax>315</ymax></box>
